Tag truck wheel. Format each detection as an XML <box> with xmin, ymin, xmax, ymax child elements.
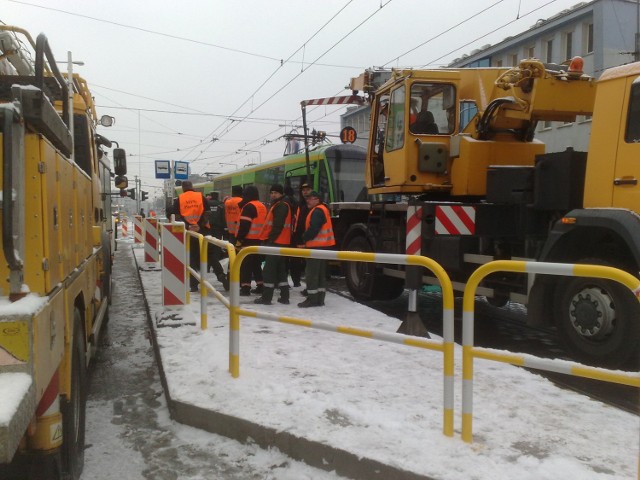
<box><xmin>554</xmin><ymin>274</ymin><xmax>640</xmax><ymax>368</ymax></box>
<box><xmin>344</xmin><ymin>235</ymin><xmax>404</xmax><ymax>301</ymax></box>
<box><xmin>61</xmin><ymin>308</ymin><xmax>87</xmax><ymax>480</ymax></box>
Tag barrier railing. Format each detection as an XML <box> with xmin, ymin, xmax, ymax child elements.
<box><xmin>461</xmin><ymin>260</ymin><xmax>640</xmax><ymax>478</ymax></box>
<box><xmin>185</xmin><ymin>229</ymin><xmax>235</xmax><ymax>330</ymax></box>
<box><xmin>230</xmin><ymin>245</ymin><xmax>456</xmax><ymax>437</ymax></box>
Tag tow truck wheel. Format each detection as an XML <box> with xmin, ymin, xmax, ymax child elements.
<box><xmin>343</xmin><ymin>234</ymin><xmax>404</xmax><ymax>301</ymax></box>
<box><xmin>61</xmin><ymin>308</ymin><xmax>87</xmax><ymax>479</ymax></box>
<box><xmin>554</xmin><ymin>272</ymin><xmax>640</xmax><ymax>368</ymax></box>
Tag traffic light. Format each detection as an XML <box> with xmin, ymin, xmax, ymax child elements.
<box><xmin>119</xmin><ymin>188</ymin><xmax>127</xmax><ymax>197</ymax></box>
<box><xmin>127</xmin><ymin>188</ymin><xmax>136</xmax><ymax>200</ymax></box>
<box><xmin>141</xmin><ymin>191</ymin><xmax>148</xmax><ymax>201</ymax></box>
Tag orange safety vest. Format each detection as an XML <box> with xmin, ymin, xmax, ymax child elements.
<box><xmin>224</xmin><ymin>196</ymin><xmax>242</xmax><ymax>236</ymax></box>
<box><xmin>241</xmin><ymin>200</ymin><xmax>267</xmax><ymax>240</ymax></box>
<box><xmin>304</xmin><ymin>204</ymin><xmax>335</xmax><ymax>248</ymax></box>
<box><xmin>260</xmin><ymin>199</ymin><xmax>292</xmax><ymax>245</ymax></box>
<box><xmin>179</xmin><ymin>190</ymin><xmax>206</xmax><ymax>226</ymax></box>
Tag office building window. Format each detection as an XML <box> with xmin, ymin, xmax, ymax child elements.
<box><xmin>545</xmin><ymin>39</ymin><xmax>553</xmax><ymax>63</ymax></box>
<box><xmin>511</xmin><ymin>53</ymin><xmax>518</xmax><ymax>66</ymax></box>
<box><xmin>565</xmin><ymin>31</ymin><xmax>573</xmax><ymax>60</ymax></box>
<box><xmin>585</xmin><ymin>23</ymin><xmax>594</xmax><ymax>53</ymax></box>
<box><xmin>526</xmin><ymin>45</ymin><xmax>535</xmax><ymax>59</ymax></box>
<box><xmin>495</xmin><ymin>59</ymin><xmax>503</xmax><ymax>67</ymax></box>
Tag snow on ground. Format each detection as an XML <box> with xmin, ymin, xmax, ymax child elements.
<box><xmin>134</xmin><ymin>246</ymin><xmax>639</xmax><ymax>480</ymax></box>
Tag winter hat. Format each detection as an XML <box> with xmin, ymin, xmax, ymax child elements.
<box><xmin>270</xmin><ymin>184</ymin><xmax>284</xmax><ymax>195</ymax></box>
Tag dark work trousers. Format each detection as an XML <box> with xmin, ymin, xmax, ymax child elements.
<box><xmin>188</xmin><ymin>235</ymin><xmax>201</xmax><ymax>291</ymax></box>
<box><xmin>304</xmin><ymin>257</ymin><xmax>327</xmax><ymax>298</ymax></box>
<box><xmin>288</xmin><ymin>256</ymin><xmax>305</xmax><ymax>286</ymax></box>
<box><xmin>207</xmin><ymin>230</ymin><xmax>225</xmax><ymax>279</ymax></box>
<box><xmin>262</xmin><ymin>250</ymin><xmax>289</xmax><ymax>301</ymax></box>
<box><xmin>239</xmin><ymin>239</ymin><xmax>263</xmax><ymax>289</ymax></box>
<box><xmin>207</xmin><ymin>242</ymin><xmax>225</xmax><ymax>278</ymax></box>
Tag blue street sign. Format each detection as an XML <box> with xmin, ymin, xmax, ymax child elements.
<box><xmin>174</xmin><ymin>161</ymin><xmax>189</xmax><ymax>180</ymax></box>
<box><xmin>155</xmin><ymin>160</ymin><xmax>171</xmax><ymax>179</ymax></box>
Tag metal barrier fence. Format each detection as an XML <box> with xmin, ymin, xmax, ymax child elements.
<box><xmin>230</xmin><ymin>245</ymin><xmax>456</xmax><ymax>437</ymax></box>
<box><xmin>185</xmin><ymin>229</ymin><xmax>236</xmax><ymax>329</ymax></box>
<box><xmin>461</xmin><ymin>260</ymin><xmax>640</xmax><ymax>478</ymax></box>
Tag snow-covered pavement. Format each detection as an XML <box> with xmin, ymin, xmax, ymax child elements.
<box><xmin>133</xmin><ymin>244</ymin><xmax>639</xmax><ymax>480</ymax></box>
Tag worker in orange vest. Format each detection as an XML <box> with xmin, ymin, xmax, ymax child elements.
<box><xmin>170</xmin><ymin>181</ymin><xmax>209</xmax><ymax>292</ymax></box>
<box><xmin>235</xmin><ymin>185</ymin><xmax>267</xmax><ymax>296</ymax></box>
<box><xmin>254</xmin><ymin>184</ymin><xmax>292</xmax><ymax>305</ymax></box>
<box><xmin>224</xmin><ymin>185</ymin><xmax>243</xmax><ymax>244</ymax></box>
<box><xmin>297</xmin><ymin>191</ymin><xmax>335</xmax><ymax>308</ymax></box>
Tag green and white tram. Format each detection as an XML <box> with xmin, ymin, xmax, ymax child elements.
<box><xmin>184</xmin><ymin>144</ymin><xmax>367</xmax><ymax>203</ymax></box>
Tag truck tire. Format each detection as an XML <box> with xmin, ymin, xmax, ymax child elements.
<box><xmin>344</xmin><ymin>235</ymin><xmax>404</xmax><ymax>301</ymax></box>
<box><xmin>61</xmin><ymin>308</ymin><xmax>87</xmax><ymax>480</ymax></box>
<box><xmin>554</xmin><ymin>269</ymin><xmax>640</xmax><ymax>368</ymax></box>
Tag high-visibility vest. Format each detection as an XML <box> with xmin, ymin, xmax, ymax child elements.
<box><xmin>241</xmin><ymin>201</ymin><xmax>267</xmax><ymax>240</ymax></box>
<box><xmin>260</xmin><ymin>199</ymin><xmax>292</xmax><ymax>245</ymax></box>
<box><xmin>179</xmin><ymin>190</ymin><xmax>205</xmax><ymax>226</ymax></box>
<box><xmin>305</xmin><ymin>204</ymin><xmax>335</xmax><ymax>248</ymax></box>
<box><xmin>224</xmin><ymin>196</ymin><xmax>242</xmax><ymax>236</ymax></box>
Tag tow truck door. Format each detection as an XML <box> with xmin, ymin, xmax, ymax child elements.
<box><xmin>612</xmin><ymin>76</ymin><xmax>640</xmax><ymax>211</ymax></box>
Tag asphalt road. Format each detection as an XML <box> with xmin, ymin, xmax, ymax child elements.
<box><xmin>81</xmin><ymin>245</ymin><xmax>344</xmax><ymax>480</ymax></box>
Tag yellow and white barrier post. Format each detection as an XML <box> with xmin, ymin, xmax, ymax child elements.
<box><xmin>229</xmin><ymin>245</ymin><xmax>456</xmax><ymax>437</ymax></box>
<box><xmin>461</xmin><ymin>260</ymin><xmax>640</xmax><ymax>479</ymax></box>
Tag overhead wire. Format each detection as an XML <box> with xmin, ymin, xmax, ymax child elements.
<box><xmin>191</xmin><ymin>0</ymin><xmax>396</xmax><ymax>168</ymax></box>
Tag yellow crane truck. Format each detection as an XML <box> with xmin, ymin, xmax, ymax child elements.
<box><xmin>331</xmin><ymin>57</ymin><xmax>640</xmax><ymax>368</ymax></box>
<box><xmin>0</xmin><ymin>26</ymin><xmax>126</xmax><ymax>478</ymax></box>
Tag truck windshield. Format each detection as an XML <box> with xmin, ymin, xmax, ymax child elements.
<box><xmin>409</xmin><ymin>83</ymin><xmax>456</xmax><ymax>135</ymax></box>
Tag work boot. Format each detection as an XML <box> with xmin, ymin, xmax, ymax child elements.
<box><xmin>251</xmin><ymin>284</ymin><xmax>264</xmax><ymax>294</ymax></box>
<box><xmin>240</xmin><ymin>286</ymin><xmax>251</xmax><ymax>296</ymax></box>
<box><xmin>254</xmin><ymin>287</ymin><xmax>274</xmax><ymax>305</ymax></box>
<box><xmin>217</xmin><ymin>274</ymin><xmax>229</xmax><ymax>291</ymax></box>
<box><xmin>278</xmin><ymin>287</ymin><xmax>290</xmax><ymax>305</ymax></box>
<box><xmin>297</xmin><ymin>294</ymin><xmax>321</xmax><ymax>308</ymax></box>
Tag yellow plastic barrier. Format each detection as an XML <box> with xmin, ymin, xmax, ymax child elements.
<box><xmin>461</xmin><ymin>260</ymin><xmax>640</xmax><ymax>478</ymax></box>
<box><xmin>230</xmin><ymin>245</ymin><xmax>456</xmax><ymax>437</ymax></box>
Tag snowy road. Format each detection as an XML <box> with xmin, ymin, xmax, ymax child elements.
<box><xmin>81</xmin><ymin>244</ymin><xmax>345</xmax><ymax>480</ymax></box>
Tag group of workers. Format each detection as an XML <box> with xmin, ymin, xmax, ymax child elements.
<box><xmin>171</xmin><ymin>180</ymin><xmax>335</xmax><ymax>308</ymax></box>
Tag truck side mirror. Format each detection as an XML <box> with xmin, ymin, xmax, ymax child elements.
<box><xmin>114</xmin><ymin>175</ymin><xmax>128</xmax><ymax>189</ymax></box>
<box><xmin>113</xmin><ymin>148</ymin><xmax>127</xmax><ymax>175</ymax></box>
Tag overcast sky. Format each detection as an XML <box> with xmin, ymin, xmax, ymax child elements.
<box><xmin>3</xmin><ymin>0</ymin><xmax>586</xmax><ymax>197</ymax></box>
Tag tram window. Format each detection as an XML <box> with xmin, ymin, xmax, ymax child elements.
<box><xmin>625</xmin><ymin>79</ymin><xmax>640</xmax><ymax>143</ymax></box>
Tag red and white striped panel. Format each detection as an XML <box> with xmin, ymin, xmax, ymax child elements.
<box><xmin>406</xmin><ymin>206</ymin><xmax>422</xmax><ymax>256</ymax></box>
<box><xmin>133</xmin><ymin>215</ymin><xmax>144</xmax><ymax>244</ymax></box>
<box><xmin>144</xmin><ymin>218</ymin><xmax>159</xmax><ymax>263</ymax></box>
<box><xmin>435</xmin><ymin>205</ymin><xmax>476</xmax><ymax>235</ymax></box>
<box><xmin>121</xmin><ymin>219</ymin><xmax>128</xmax><ymax>237</ymax></box>
<box><xmin>161</xmin><ymin>223</ymin><xmax>187</xmax><ymax>307</ymax></box>
<box><xmin>301</xmin><ymin>95</ymin><xmax>364</xmax><ymax>107</ymax></box>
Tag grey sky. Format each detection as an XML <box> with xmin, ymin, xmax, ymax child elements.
<box><xmin>2</xmin><ymin>0</ymin><xmax>584</xmax><ymax>196</ymax></box>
